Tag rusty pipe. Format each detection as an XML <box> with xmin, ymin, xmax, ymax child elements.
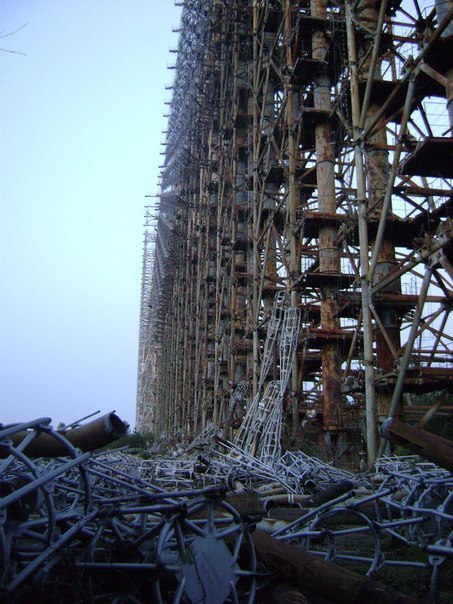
<box><xmin>272</xmin><ymin>582</ymin><xmax>308</xmax><ymax>604</ymax></box>
<box><xmin>2</xmin><ymin>412</ymin><xmax>128</xmax><ymax>458</ymax></box>
<box><xmin>263</xmin><ymin>480</ymin><xmax>355</xmax><ymax>512</ymax></box>
<box><xmin>381</xmin><ymin>418</ymin><xmax>453</xmax><ymax>472</ymax></box>
<box><xmin>252</xmin><ymin>529</ymin><xmax>417</xmax><ymax>604</ymax></box>
<box><xmin>263</xmin><ymin>494</ymin><xmax>310</xmax><ymax>511</ymax></box>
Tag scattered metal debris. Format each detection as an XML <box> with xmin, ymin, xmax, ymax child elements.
<box><xmin>1</xmin><ymin>415</ymin><xmax>452</xmax><ymax>602</ymax></box>
<box><xmin>0</xmin><ymin>419</ymin><xmax>258</xmax><ymax>602</ymax></box>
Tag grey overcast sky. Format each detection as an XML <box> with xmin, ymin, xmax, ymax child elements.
<box><xmin>1</xmin><ymin>1</ymin><xmax>181</xmax><ymax>429</ymax></box>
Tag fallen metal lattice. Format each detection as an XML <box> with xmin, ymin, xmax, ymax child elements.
<box><xmin>1</xmin><ymin>419</ymin><xmax>452</xmax><ymax>602</ymax></box>
<box><xmin>0</xmin><ymin>420</ymin><xmax>258</xmax><ymax>602</ymax></box>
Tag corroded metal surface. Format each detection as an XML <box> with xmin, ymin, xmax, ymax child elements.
<box><xmin>2</xmin><ymin>412</ymin><xmax>128</xmax><ymax>458</ymax></box>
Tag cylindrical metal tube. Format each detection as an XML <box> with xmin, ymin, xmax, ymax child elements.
<box><xmin>253</xmin><ymin>529</ymin><xmax>417</xmax><ymax>604</ymax></box>
<box><xmin>2</xmin><ymin>413</ymin><xmax>128</xmax><ymax>458</ymax></box>
<box><xmin>381</xmin><ymin>418</ymin><xmax>453</xmax><ymax>472</ymax></box>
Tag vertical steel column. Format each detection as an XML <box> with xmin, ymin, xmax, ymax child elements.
<box><xmin>346</xmin><ymin>2</ymin><xmax>377</xmax><ymax>464</ymax></box>
<box><xmin>311</xmin><ymin>0</ymin><xmax>342</xmax><ymax>446</ymax></box>
<box><xmin>378</xmin><ymin>264</ymin><xmax>433</xmax><ymax>457</ymax></box>
<box><xmin>284</xmin><ymin>1</ymin><xmax>302</xmax><ymax>434</ymax></box>
<box><xmin>357</xmin><ymin>0</ymin><xmax>402</xmax><ymax>423</ymax></box>
<box><xmin>434</xmin><ymin>1</ymin><xmax>453</xmax><ymax>130</ymax></box>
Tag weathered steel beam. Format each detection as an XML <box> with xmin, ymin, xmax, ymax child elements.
<box><xmin>252</xmin><ymin>529</ymin><xmax>417</xmax><ymax>604</ymax></box>
<box><xmin>272</xmin><ymin>581</ymin><xmax>308</xmax><ymax>604</ymax></box>
<box><xmin>381</xmin><ymin>418</ymin><xmax>453</xmax><ymax>472</ymax></box>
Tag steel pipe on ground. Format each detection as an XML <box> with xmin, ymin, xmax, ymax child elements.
<box><xmin>381</xmin><ymin>418</ymin><xmax>453</xmax><ymax>472</ymax></box>
<box><xmin>2</xmin><ymin>412</ymin><xmax>128</xmax><ymax>458</ymax></box>
<box><xmin>252</xmin><ymin>529</ymin><xmax>417</xmax><ymax>604</ymax></box>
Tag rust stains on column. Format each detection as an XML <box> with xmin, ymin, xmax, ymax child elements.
<box><xmin>311</xmin><ymin>0</ymin><xmax>342</xmax><ymax>437</ymax></box>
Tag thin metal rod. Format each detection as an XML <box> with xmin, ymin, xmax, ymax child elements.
<box><xmin>377</xmin><ymin>264</ymin><xmax>433</xmax><ymax>457</ymax></box>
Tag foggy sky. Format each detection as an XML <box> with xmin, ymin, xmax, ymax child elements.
<box><xmin>1</xmin><ymin>1</ymin><xmax>181</xmax><ymax>429</ymax></box>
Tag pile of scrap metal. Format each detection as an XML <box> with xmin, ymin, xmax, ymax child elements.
<box><xmin>0</xmin><ymin>416</ymin><xmax>259</xmax><ymax>603</ymax></box>
<box><xmin>137</xmin><ymin>421</ymin><xmax>453</xmax><ymax>603</ymax></box>
<box><xmin>1</xmin><ymin>414</ymin><xmax>452</xmax><ymax>602</ymax></box>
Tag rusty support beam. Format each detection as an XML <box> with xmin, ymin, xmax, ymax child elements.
<box><xmin>252</xmin><ymin>529</ymin><xmax>417</xmax><ymax>604</ymax></box>
<box><xmin>381</xmin><ymin>418</ymin><xmax>453</xmax><ymax>472</ymax></box>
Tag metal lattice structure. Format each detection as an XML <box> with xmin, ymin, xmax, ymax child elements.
<box><xmin>137</xmin><ymin>0</ymin><xmax>453</xmax><ymax>465</ymax></box>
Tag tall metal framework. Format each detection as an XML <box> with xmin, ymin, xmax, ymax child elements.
<box><xmin>137</xmin><ymin>0</ymin><xmax>453</xmax><ymax>465</ymax></box>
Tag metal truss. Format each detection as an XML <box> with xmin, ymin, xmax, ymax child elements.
<box><xmin>137</xmin><ymin>0</ymin><xmax>453</xmax><ymax>468</ymax></box>
<box><xmin>232</xmin><ymin>295</ymin><xmax>301</xmax><ymax>467</ymax></box>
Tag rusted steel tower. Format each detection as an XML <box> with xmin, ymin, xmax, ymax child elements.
<box><xmin>137</xmin><ymin>0</ymin><xmax>452</xmax><ymax>465</ymax></box>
